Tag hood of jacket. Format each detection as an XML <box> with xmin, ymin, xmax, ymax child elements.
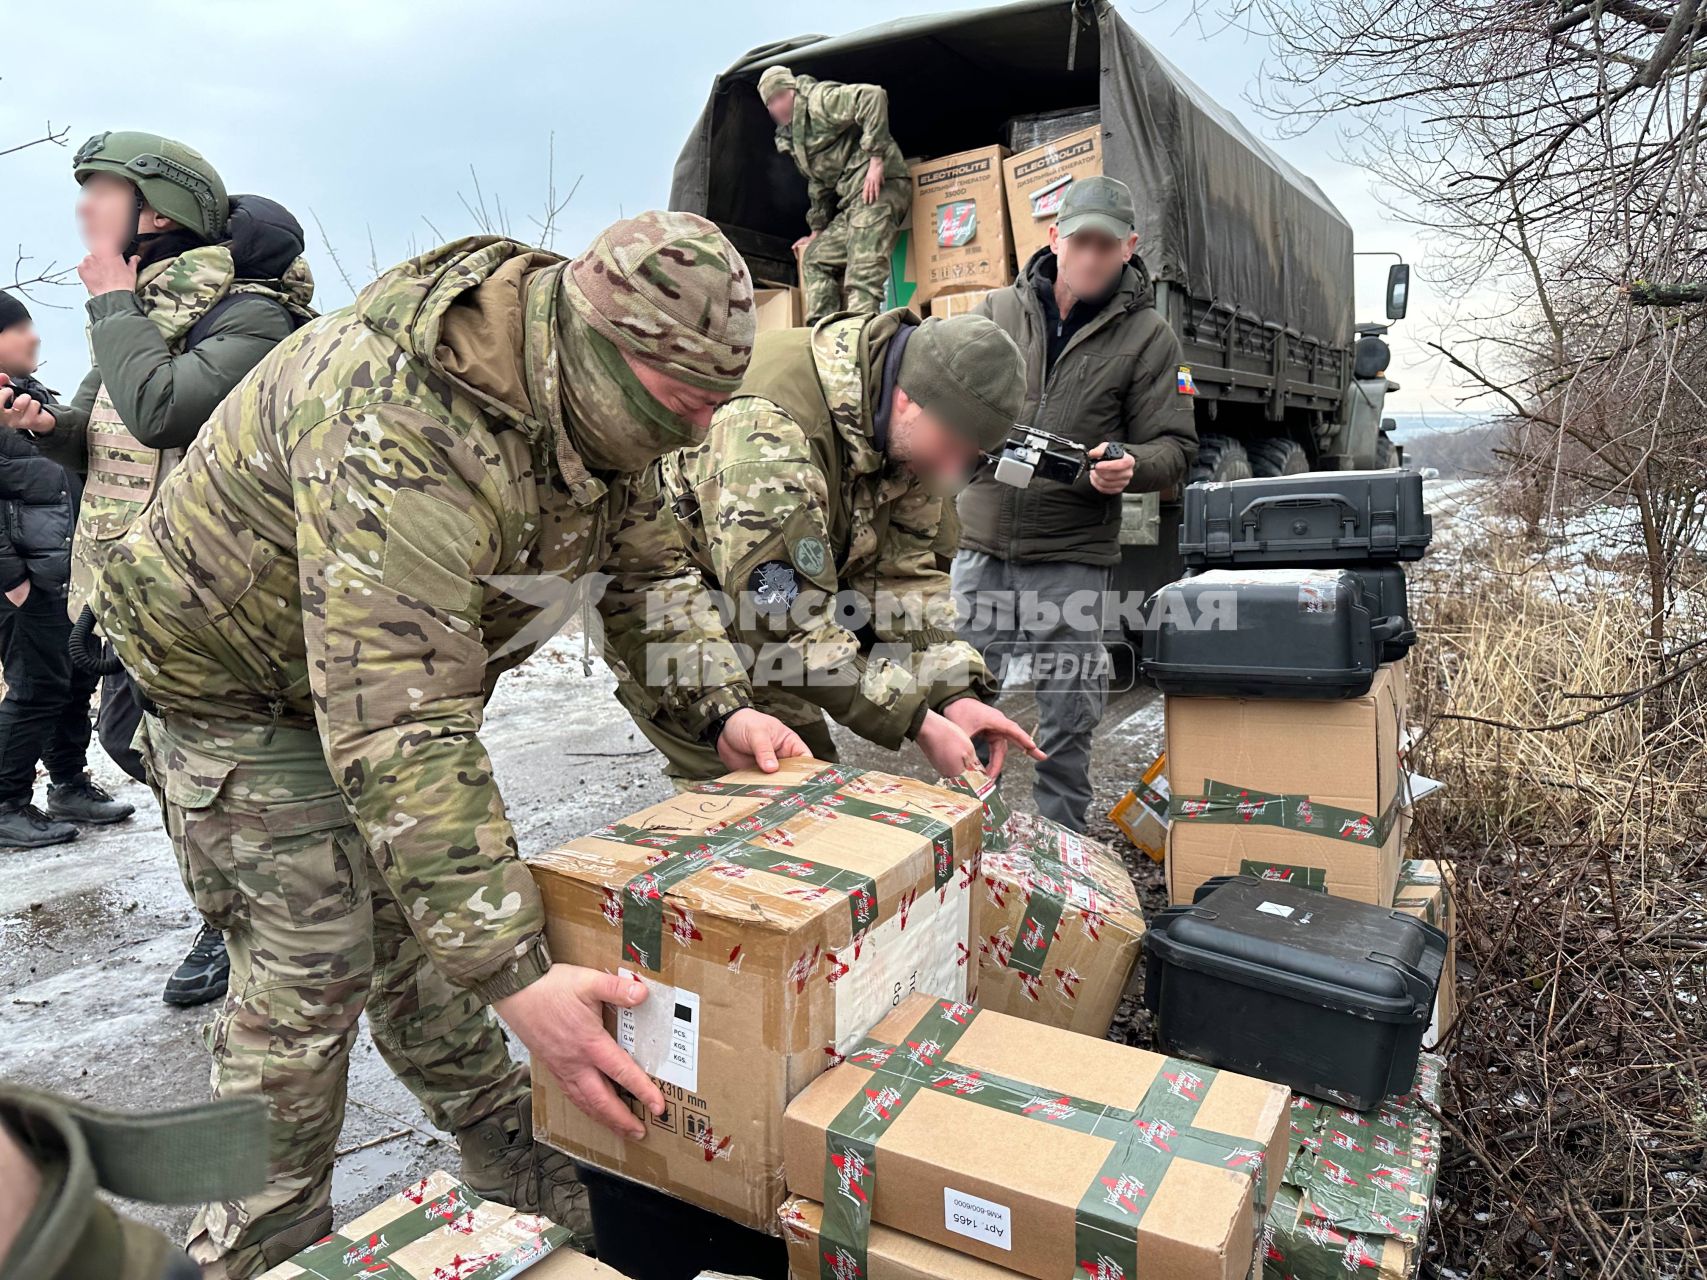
<box><xmin>806</xmin><ymin>307</ymin><xmax>913</xmax><ymax>478</ymax></box>
<box><xmin>225</xmin><ymin>194</ymin><xmax>308</xmax><ymax>280</ymax></box>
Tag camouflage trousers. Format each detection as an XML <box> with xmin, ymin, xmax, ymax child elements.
<box><xmin>137</xmin><ymin>712</ymin><xmax>528</xmax><ymax>1279</ymax></box>
<box><xmin>801</xmin><ymin>179</ymin><xmax>910</xmax><ymax>323</ymax></box>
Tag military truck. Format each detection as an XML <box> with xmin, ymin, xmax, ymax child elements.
<box><xmin>670</xmin><ymin>0</ymin><xmax>1409</xmax><ymax>612</ymax></box>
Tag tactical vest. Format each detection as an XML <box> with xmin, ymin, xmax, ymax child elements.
<box><xmin>72</xmin><ymin>246</ymin><xmax>312</xmax><ymax>607</ymax></box>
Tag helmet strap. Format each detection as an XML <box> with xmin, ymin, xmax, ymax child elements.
<box><xmin>123</xmin><ymin>188</ymin><xmax>145</xmax><ymax>261</ymax></box>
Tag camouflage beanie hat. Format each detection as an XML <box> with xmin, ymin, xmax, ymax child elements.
<box><xmin>561</xmin><ymin>210</ymin><xmax>755</xmax><ymax>393</ymax></box>
<box><xmin>757</xmin><ymin>66</ymin><xmax>796</xmax><ymax>103</ymax></box>
<box><xmin>897</xmin><ymin>314</ymin><xmax>1026</xmax><ymax>453</ymax></box>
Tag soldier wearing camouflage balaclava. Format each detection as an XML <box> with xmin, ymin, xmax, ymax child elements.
<box><xmin>758</xmin><ymin>64</ymin><xmax>911</xmax><ymax>322</ymax></box>
<box><xmin>92</xmin><ymin>212</ymin><xmax>806</xmax><ymax>1277</ymax></box>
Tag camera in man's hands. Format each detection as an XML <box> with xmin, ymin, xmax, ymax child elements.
<box><xmin>990</xmin><ymin>427</ymin><xmax>1124</xmax><ymax>488</ymax></box>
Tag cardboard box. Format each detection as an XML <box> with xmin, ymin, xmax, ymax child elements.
<box><xmin>782</xmin><ymin>993</ymin><xmax>1289</xmax><ymax>1280</ymax></box>
<box><xmin>1165</xmin><ymin>665</ymin><xmax>1407</xmax><ymax>906</ymax></box>
<box><xmin>781</xmin><ymin>1196</ymin><xmax>1023</xmax><ymax>1280</ymax></box>
<box><xmin>1108</xmin><ymin>751</ymin><xmax>1170</xmax><ymax>863</ymax></box>
<box><xmin>938</xmin><ymin>772</ymin><xmax>1145</xmax><ymax>1037</ymax></box>
<box><xmin>1002</xmin><ymin>125</ymin><xmax>1104</xmax><ymax>265</ymax></box>
<box><xmin>928</xmin><ymin>287</ymin><xmax>999</xmax><ymax>319</ymax></box>
<box><xmin>756</xmin><ymin>286</ymin><xmax>802</xmax><ymax>332</ymax></box>
<box><xmin>257</xmin><ymin>1169</ymin><xmax>601</xmax><ymax>1279</ymax></box>
<box><xmin>1394</xmin><ymin>858</ymin><xmax>1457</xmax><ymax>1048</ymax></box>
<box><xmin>909</xmin><ymin>146</ymin><xmax>1015</xmax><ymax>303</ymax></box>
<box><xmin>528</xmin><ymin>759</ymin><xmax>983</xmax><ymax>1232</ymax></box>
<box><xmin>1260</xmin><ymin>1055</ymin><xmax>1444</xmax><ymax>1279</ymax></box>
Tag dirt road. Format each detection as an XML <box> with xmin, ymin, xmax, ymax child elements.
<box><xmin>0</xmin><ymin>640</ymin><xmax>1162</xmax><ymax>1238</ymax></box>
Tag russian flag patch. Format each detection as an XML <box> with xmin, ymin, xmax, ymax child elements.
<box><xmin>1177</xmin><ymin>365</ymin><xmax>1198</xmax><ymax>395</ymax></box>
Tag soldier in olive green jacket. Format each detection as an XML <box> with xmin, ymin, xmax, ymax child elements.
<box><xmin>91</xmin><ymin>213</ymin><xmax>805</xmax><ymax>1277</ymax></box>
<box><xmin>606</xmin><ymin>309</ymin><xmax>1045</xmax><ymax>782</ymax></box>
<box><xmin>759</xmin><ymin>65</ymin><xmax>912</xmax><ymax>323</ymax></box>
<box><xmin>0</xmin><ymin>130</ymin><xmax>319</xmax><ymax>1007</ymax></box>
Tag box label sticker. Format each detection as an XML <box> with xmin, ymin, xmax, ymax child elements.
<box><xmin>1256</xmin><ymin>901</ymin><xmax>1294</xmax><ymax>918</ymax></box>
<box><xmin>944</xmin><ymin>1186</ymin><xmax>1012</xmax><ymax>1250</ymax></box>
<box><xmin>616</xmin><ymin>971</ymin><xmax>700</xmax><ymax>1092</ymax></box>
<box><xmin>833</xmin><ymin>869</ymin><xmax>972</xmax><ymax>1055</ymax></box>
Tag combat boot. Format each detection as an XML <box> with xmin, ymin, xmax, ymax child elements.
<box><xmin>0</xmin><ymin>800</ymin><xmax>78</xmax><ymax>849</ymax></box>
<box><xmin>46</xmin><ymin>774</ymin><xmax>136</xmax><ymax>825</ymax></box>
<box><xmin>162</xmin><ymin>924</ymin><xmax>230</xmax><ymax>1007</ymax></box>
<box><xmin>457</xmin><ymin>1094</ymin><xmax>593</xmax><ymax>1248</ymax></box>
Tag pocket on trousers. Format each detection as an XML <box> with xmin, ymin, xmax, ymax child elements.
<box><xmin>156</xmin><ymin>739</ymin><xmax>246</xmax><ymax>933</ymax></box>
<box><xmin>260</xmin><ymin>795</ymin><xmax>365</xmax><ymax>928</ymax></box>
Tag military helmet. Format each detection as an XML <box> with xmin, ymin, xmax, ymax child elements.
<box><xmin>72</xmin><ymin>131</ymin><xmax>229</xmax><ymax>240</ymax></box>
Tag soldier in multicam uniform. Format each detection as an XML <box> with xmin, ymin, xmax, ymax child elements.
<box><xmin>605</xmin><ymin>308</ymin><xmax>1047</xmax><ymax>781</ymax></box>
<box><xmin>90</xmin><ymin>212</ymin><xmax>807</xmax><ymax>1278</ymax></box>
<box><xmin>0</xmin><ymin>130</ymin><xmax>318</xmax><ymax>1006</ymax></box>
<box><xmin>758</xmin><ymin>65</ymin><xmax>911</xmax><ymax>323</ymax></box>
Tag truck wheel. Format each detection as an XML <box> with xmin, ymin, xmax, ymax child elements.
<box><xmin>1248</xmin><ymin>436</ymin><xmax>1309</xmax><ymax>477</ymax></box>
<box><xmin>1374</xmin><ymin>432</ymin><xmax>1399</xmax><ymax>469</ymax></box>
<box><xmin>1188</xmin><ymin>434</ymin><xmax>1253</xmax><ymax>484</ymax></box>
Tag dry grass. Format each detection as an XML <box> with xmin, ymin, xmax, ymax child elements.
<box><xmin>1406</xmin><ymin>498</ymin><xmax>1707</xmax><ymax>1278</ymax></box>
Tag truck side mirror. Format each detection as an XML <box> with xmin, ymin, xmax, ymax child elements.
<box><xmin>1386</xmin><ymin>264</ymin><xmax>1410</xmax><ymax>321</ymax></box>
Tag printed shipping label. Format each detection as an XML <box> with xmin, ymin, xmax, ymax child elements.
<box><xmin>944</xmin><ymin>1186</ymin><xmax>1013</xmax><ymax>1250</ymax></box>
<box><xmin>833</xmin><ymin>868</ymin><xmax>972</xmax><ymax>1055</ymax></box>
<box><xmin>616</xmin><ymin>971</ymin><xmax>700</xmax><ymax>1093</ymax></box>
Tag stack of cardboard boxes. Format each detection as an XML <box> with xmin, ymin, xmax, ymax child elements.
<box><xmin>880</xmin><ymin>116</ymin><xmax>1106</xmax><ymax>321</ymax></box>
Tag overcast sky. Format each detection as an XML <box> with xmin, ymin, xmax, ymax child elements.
<box><xmin>1</xmin><ymin>0</ymin><xmax>1471</xmax><ymax>418</ymax></box>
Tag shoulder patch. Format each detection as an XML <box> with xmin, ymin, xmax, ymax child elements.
<box><xmin>748</xmin><ymin>561</ymin><xmax>800</xmax><ymax>615</ymax></box>
<box><xmin>791</xmin><ymin>535</ymin><xmax>828</xmax><ymax>579</ymax></box>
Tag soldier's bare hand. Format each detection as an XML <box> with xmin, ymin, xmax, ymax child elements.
<box><xmin>793</xmin><ymin>232</ymin><xmax>818</xmax><ymax>253</ymax></box>
<box><xmin>492</xmin><ymin>964</ymin><xmax>663</xmax><ymax>1142</ymax></box>
<box><xmin>716</xmin><ymin>708</ymin><xmax>810</xmax><ymax>773</ymax></box>
<box><xmin>4</xmin><ymin>582</ymin><xmax>30</xmax><ymax>607</ymax></box>
<box><xmin>862</xmin><ymin>156</ymin><xmax>884</xmax><ymax>204</ymax></box>
<box><xmin>941</xmin><ymin>699</ymin><xmax>1046</xmax><ymax>778</ymax></box>
<box><xmin>914</xmin><ymin>710</ymin><xmax>983</xmax><ymax>778</ymax></box>
<box><xmin>76</xmin><ymin>247</ymin><xmax>140</xmax><ymax>298</ymax></box>
<box><xmin>1087</xmin><ymin>442</ymin><xmax>1136</xmax><ymax>495</ymax></box>
<box><xmin>0</xmin><ymin>377</ymin><xmax>53</xmax><ymax>434</ymax></box>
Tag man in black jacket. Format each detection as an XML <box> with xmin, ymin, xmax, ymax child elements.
<box><xmin>0</xmin><ymin>292</ymin><xmax>134</xmax><ymax>847</ymax></box>
<box><xmin>957</xmin><ymin>177</ymin><xmax>1197</xmax><ymax>831</ymax></box>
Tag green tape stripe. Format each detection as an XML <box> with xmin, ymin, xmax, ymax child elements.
<box><xmin>605</xmin><ymin>823</ymin><xmax>877</xmax><ymax>973</ymax></box>
<box><xmin>1007</xmin><ymin>886</ymin><xmax>1069</xmax><ymax>979</ymax></box>
<box><xmin>1238</xmin><ymin>859</ymin><xmax>1329</xmax><ymax>892</ymax></box>
<box><xmin>285</xmin><ymin>1188</ymin><xmax>492</xmax><ymax>1275</ymax></box>
<box><xmin>822</xmin><ymin>1006</ymin><xmax>1269</xmax><ymax>1279</ymax></box>
<box><xmin>817</xmin><ymin>794</ymin><xmax>957</xmax><ymax>891</ymax></box>
<box><xmin>687</xmin><ymin>765</ymin><xmax>851</xmax><ymax>798</ymax></box>
<box><xmin>937</xmin><ymin>775</ymin><xmax>1106</xmax><ymax>977</ymax></box>
<box><xmin>820</xmin><ymin>1000</ymin><xmax>980</xmax><ymax>1280</ymax></box>
<box><xmin>1171</xmin><ymin>778</ymin><xmax>1403</xmax><ymax>847</ymax></box>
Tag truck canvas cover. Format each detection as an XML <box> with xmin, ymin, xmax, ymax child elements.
<box><xmin>671</xmin><ymin>0</ymin><xmax>1354</xmax><ymax>346</ymax></box>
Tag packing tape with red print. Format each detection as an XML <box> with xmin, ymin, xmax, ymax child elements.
<box><xmin>1170</xmin><ymin>778</ymin><xmax>1405</xmax><ymax>847</ymax></box>
<box><xmin>601</xmin><ymin>766</ymin><xmax>959</xmax><ymax>973</ymax></box>
<box><xmin>817</xmin><ymin>998</ymin><xmax>1268</xmax><ymax>1280</ymax></box>
<box><xmin>939</xmin><ymin>773</ymin><xmax>1112</xmax><ymax>980</ymax></box>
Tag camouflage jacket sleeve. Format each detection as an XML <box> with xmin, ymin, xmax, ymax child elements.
<box><xmin>87</xmin><ymin>290</ymin><xmax>296</xmax><ymax>451</ymax></box>
<box><xmin>681</xmin><ymin>402</ymin><xmax>930</xmax><ymax>749</ymax></box>
<box><xmin>33</xmin><ymin>369</ymin><xmax>100</xmax><ymax>475</ymax></box>
<box><xmin>293</xmin><ymin>406</ymin><xmax>549</xmax><ymax>1003</ymax></box>
<box><xmin>870</xmin><ymin>477</ymin><xmax>992</xmax><ymax>714</ymax></box>
<box><xmin>816</xmin><ymin>81</ymin><xmax>896</xmax><ymax>161</ymax></box>
<box><xmin>597</xmin><ymin>466</ymin><xmax>756</xmax><ymax>738</ymax></box>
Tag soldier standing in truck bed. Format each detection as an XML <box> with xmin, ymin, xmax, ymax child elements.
<box><xmin>758</xmin><ymin>64</ymin><xmax>911</xmax><ymax>324</ymax></box>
